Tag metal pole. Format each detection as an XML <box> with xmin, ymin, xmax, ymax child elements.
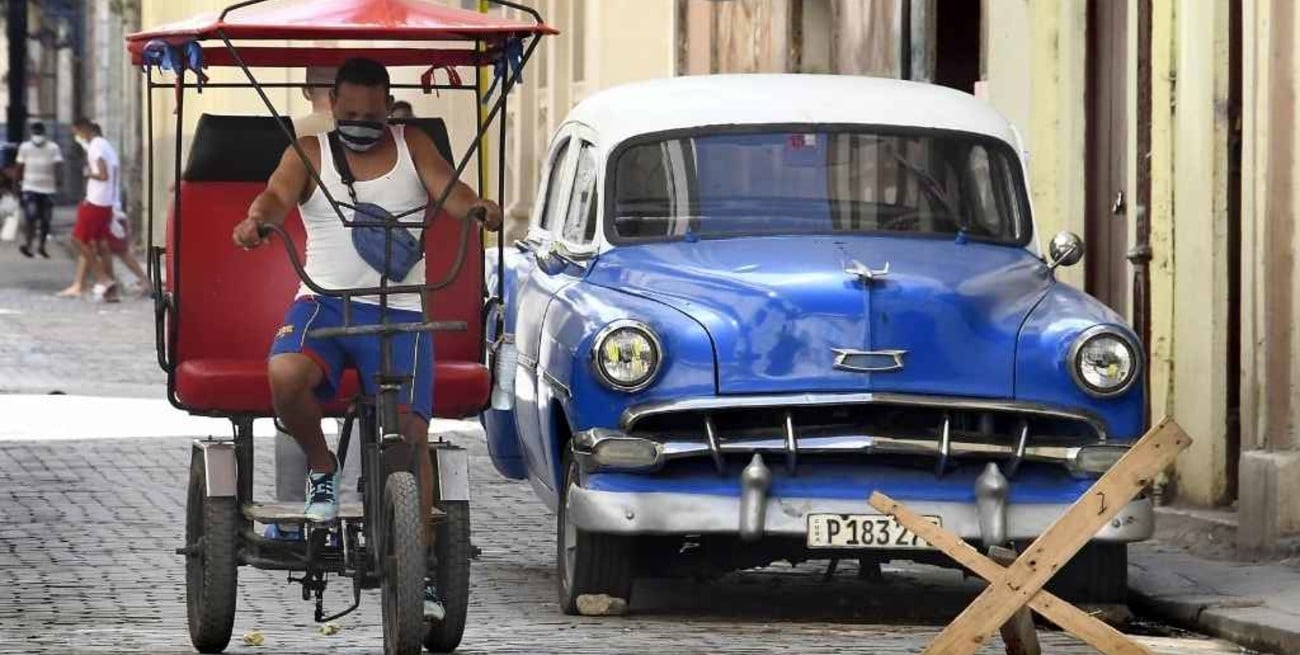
<box><xmin>478</xmin><ymin>0</ymin><xmax>491</xmax><ymax>197</ymax></box>
<box><xmin>6</xmin><ymin>0</ymin><xmax>28</xmax><ymax>164</ymax></box>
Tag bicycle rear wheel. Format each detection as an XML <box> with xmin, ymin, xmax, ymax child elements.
<box><xmin>423</xmin><ymin>500</ymin><xmax>471</xmax><ymax>652</ymax></box>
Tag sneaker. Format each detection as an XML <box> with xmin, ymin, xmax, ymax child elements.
<box><xmin>92</xmin><ymin>281</ymin><xmax>120</xmax><ymax>303</ymax></box>
<box><xmin>37</xmin><ymin>246</ymin><xmax>49</xmax><ymax>258</ymax></box>
<box><xmin>303</xmin><ymin>459</ymin><xmax>339</xmax><ymax>522</ymax></box>
<box><xmin>18</xmin><ymin>245</ymin><xmax>32</xmax><ymax>258</ymax></box>
<box><xmin>423</xmin><ymin>582</ymin><xmax>446</xmax><ymax>621</ymax></box>
<box><xmin>263</xmin><ymin>523</ymin><xmax>303</xmax><ymax>541</ymax></box>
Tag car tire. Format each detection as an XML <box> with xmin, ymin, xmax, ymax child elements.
<box><xmin>1045</xmin><ymin>542</ymin><xmax>1128</xmax><ymax>604</ymax></box>
<box><xmin>423</xmin><ymin>501</ymin><xmax>470</xmax><ymax>653</ymax></box>
<box><xmin>556</xmin><ymin>449</ymin><xmax>632</xmax><ymax>615</ymax></box>
<box><xmin>185</xmin><ymin>451</ymin><xmax>238</xmax><ymax>654</ymax></box>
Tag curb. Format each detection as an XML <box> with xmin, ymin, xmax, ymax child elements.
<box><xmin>1129</xmin><ymin>587</ymin><xmax>1300</xmax><ymax>654</ymax></box>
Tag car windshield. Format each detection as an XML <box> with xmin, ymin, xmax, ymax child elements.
<box><xmin>611</xmin><ymin>129</ymin><xmax>1029</xmax><ymax>245</ymax></box>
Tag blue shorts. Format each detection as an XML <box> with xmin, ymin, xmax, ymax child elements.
<box><xmin>269</xmin><ymin>296</ymin><xmax>434</xmax><ymax>421</ymax></box>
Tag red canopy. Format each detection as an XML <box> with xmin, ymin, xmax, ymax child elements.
<box><xmin>128</xmin><ymin>0</ymin><xmax>555</xmax><ymax>67</ymax></box>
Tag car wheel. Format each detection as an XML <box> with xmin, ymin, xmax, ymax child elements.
<box><xmin>556</xmin><ymin>449</ymin><xmax>632</xmax><ymax>615</ymax></box>
<box><xmin>1045</xmin><ymin>542</ymin><xmax>1128</xmax><ymax>604</ymax></box>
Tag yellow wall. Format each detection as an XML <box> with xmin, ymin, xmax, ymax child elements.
<box><xmin>983</xmin><ymin>0</ymin><xmax>1088</xmax><ymax>288</ymax></box>
<box><xmin>1160</xmin><ymin>0</ymin><xmax>1234</xmax><ymax>506</ymax></box>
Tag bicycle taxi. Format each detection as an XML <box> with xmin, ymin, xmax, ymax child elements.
<box><xmin>127</xmin><ymin>1</ymin><xmax>553</xmax><ymax>652</ymax></box>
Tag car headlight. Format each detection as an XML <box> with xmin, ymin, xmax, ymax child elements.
<box><xmin>592</xmin><ymin>320</ymin><xmax>663</xmax><ymax>392</ymax></box>
<box><xmin>1068</xmin><ymin>326</ymin><xmax>1140</xmax><ymax>397</ymax></box>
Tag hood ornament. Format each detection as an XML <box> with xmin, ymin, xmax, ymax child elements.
<box><xmin>846</xmin><ymin>260</ymin><xmax>889</xmax><ymax>283</ymax></box>
<box><xmin>832</xmin><ymin>348</ymin><xmax>907</xmax><ymax>373</ymax></box>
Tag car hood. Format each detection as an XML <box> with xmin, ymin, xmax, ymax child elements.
<box><xmin>586</xmin><ymin>235</ymin><xmax>1053</xmax><ymax>398</ymax></box>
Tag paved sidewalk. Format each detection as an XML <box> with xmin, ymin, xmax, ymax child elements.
<box><xmin>1129</xmin><ymin>541</ymin><xmax>1300</xmax><ymax>654</ymax></box>
<box><xmin>0</xmin><ymin>206</ymin><xmax>161</xmax><ymax>398</ymax></box>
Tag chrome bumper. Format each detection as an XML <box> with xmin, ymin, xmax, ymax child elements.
<box><xmin>566</xmin><ymin>486</ymin><xmax>1155</xmax><ymax>543</ymax></box>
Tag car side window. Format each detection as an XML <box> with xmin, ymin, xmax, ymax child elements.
<box><xmin>538</xmin><ymin>138</ymin><xmax>572</xmax><ymax>233</ymax></box>
<box><xmin>560</xmin><ymin>143</ymin><xmax>598</xmax><ymax>245</ymax></box>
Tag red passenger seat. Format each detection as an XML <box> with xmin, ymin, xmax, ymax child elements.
<box><xmin>166</xmin><ymin>114</ymin><xmax>488</xmax><ymax>418</ymax></box>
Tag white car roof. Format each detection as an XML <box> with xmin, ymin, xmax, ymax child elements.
<box><xmin>564</xmin><ymin>74</ymin><xmax>1021</xmax><ymax>150</ymax></box>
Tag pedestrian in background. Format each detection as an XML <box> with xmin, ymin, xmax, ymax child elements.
<box><xmin>292</xmin><ymin>66</ymin><xmax>338</xmax><ymax>137</ymax></box>
<box><xmin>59</xmin><ymin>118</ymin><xmax>120</xmax><ymax>301</ymax></box>
<box><xmin>15</xmin><ymin>122</ymin><xmax>63</xmax><ymax>258</ymax></box>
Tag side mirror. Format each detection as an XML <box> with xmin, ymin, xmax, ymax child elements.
<box><xmin>1047</xmin><ymin>231</ymin><xmax>1084</xmax><ymax>269</ymax></box>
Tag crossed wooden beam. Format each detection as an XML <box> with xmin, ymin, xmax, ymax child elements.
<box><xmin>868</xmin><ymin>419</ymin><xmax>1191</xmax><ymax>655</ymax></box>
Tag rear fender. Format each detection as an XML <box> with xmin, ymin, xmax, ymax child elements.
<box><xmin>192</xmin><ymin>440</ymin><xmax>236</xmax><ymax>498</ymax></box>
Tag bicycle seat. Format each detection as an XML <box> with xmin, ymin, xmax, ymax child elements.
<box><xmin>165</xmin><ymin>114</ymin><xmax>489</xmax><ymax>418</ymax></box>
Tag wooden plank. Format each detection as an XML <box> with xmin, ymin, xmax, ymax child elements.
<box><xmin>869</xmin><ymin>492</ymin><xmax>1153</xmax><ymax>655</ymax></box>
<box><xmin>919</xmin><ymin>419</ymin><xmax>1190</xmax><ymax>655</ymax></box>
<box><xmin>990</xmin><ymin>546</ymin><xmax>1041</xmax><ymax>655</ymax></box>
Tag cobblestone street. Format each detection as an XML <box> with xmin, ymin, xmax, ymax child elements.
<box><xmin>0</xmin><ymin>240</ymin><xmax>1250</xmax><ymax>653</ymax></box>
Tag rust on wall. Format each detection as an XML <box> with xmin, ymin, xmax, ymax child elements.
<box><xmin>713</xmin><ymin>0</ymin><xmax>781</xmax><ymax>73</ymax></box>
<box><xmin>832</xmin><ymin>0</ymin><xmax>899</xmax><ymax>76</ymax></box>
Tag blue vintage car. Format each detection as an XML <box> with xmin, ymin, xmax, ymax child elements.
<box><xmin>483</xmin><ymin>75</ymin><xmax>1147</xmax><ymax>612</ymax></box>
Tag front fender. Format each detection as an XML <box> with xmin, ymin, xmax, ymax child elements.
<box><xmin>1015</xmin><ymin>283</ymin><xmax>1144</xmax><ymax>440</ymax></box>
<box><xmin>481</xmin><ymin>247</ymin><xmax>532</xmax><ymax>480</ymax></box>
<box><xmin>534</xmin><ymin>281</ymin><xmax>717</xmax><ymax>491</ymax></box>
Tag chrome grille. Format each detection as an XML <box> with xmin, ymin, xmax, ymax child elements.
<box><xmin>620</xmin><ymin>392</ymin><xmax>1108</xmax><ymax>476</ymax></box>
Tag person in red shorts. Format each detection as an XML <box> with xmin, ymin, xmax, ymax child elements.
<box><xmin>59</xmin><ymin>118</ymin><xmax>120</xmax><ymax>301</ymax></box>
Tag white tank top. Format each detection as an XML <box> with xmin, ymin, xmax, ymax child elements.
<box><xmin>298</xmin><ymin>125</ymin><xmax>427</xmax><ymax>313</ymax></box>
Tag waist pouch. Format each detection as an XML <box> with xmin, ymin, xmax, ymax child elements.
<box><xmin>350</xmin><ymin>202</ymin><xmax>422</xmax><ymax>280</ymax></box>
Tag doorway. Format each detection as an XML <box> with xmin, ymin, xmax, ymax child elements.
<box><xmin>932</xmin><ymin>0</ymin><xmax>981</xmax><ymax>92</ymax></box>
<box><xmin>1085</xmin><ymin>0</ymin><xmax>1129</xmax><ymax>313</ymax></box>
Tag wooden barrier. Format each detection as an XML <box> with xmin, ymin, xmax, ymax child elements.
<box><xmin>869</xmin><ymin>418</ymin><xmax>1191</xmax><ymax>655</ymax></box>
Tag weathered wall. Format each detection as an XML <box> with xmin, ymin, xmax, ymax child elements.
<box><xmin>1163</xmin><ymin>0</ymin><xmax>1234</xmax><ymax>506</ymax></box>
<box><xmin>1238</xmin><ymin>0</ymin><xmax>1300</xmax><ymax>547</ymax></box>
<box><xmin>983</xmin><ymin>0</ymin><xmax>1087</xmax><ymax>286</ymax></box>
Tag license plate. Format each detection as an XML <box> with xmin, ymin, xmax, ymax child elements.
<box><xmin>806</xmin><ymin>513</ymin><xmax>940</xmax><ymax>549</ymax></box>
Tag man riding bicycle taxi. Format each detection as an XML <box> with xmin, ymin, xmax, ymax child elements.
<box><xmin>232</xmin><ymin>57</ymin><xmax>503</xmax><ymax>618</ymax></box>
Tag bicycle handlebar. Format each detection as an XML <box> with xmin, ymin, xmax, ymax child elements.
<box><xmin>253</xmin><ymin>203</ymin><xmax>481</xmax><ymax>301</ymax></box>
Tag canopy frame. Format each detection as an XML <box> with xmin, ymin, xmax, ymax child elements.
<box><xmin>140</xmin><ymin>0</ymin><xmax>547</xmax><ymax>408</ymax></box>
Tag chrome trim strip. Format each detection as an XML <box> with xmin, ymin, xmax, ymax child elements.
<box><xmin>934</xmin><ymin>413</ymin><xmax>951</xmax><ymax>476</ymax></box>
<box><xmin>831</xmin><ymin>348</ymin><xmax>907</xmax><ymax>373</ymax></box>
<box><xmin>620</xmin><ymin>392</ymin><xmax>1109</xmax><ymax>441</ymax></box>
<box><xmin>541</xmin><ymin>370</ymin><xmax>572</xmax><ymax>398</ymax></box>
<box><xmin>516</xmin><ymin>351</ymin><xmax>538</xmax><ymax>369</ymax></box>
<box><xmin>1006</xmin><ymin>420</ymin><xmax>1030</xmax><ymax>477</ymax></box>
<box><xmin>703</xmin><ymin>415</ymin><xmax>725</xmax><ymax>474</ymax></box>
<box><xmin>783</xmin><ymin>411</ymin><xmax>798</xmax><ymax>474</ymax></box>
<box><xmin>1066</xmin><ymin>325</ymin><xmax>1142</xmax><ymax>399</ymax></box>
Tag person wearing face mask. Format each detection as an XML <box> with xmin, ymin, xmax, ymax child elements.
<box><xmin>14</xmin><ymin>122</ymin><xmax>63</xmax><ymax>258</ymax></box>
<box><xmin>231</xmin><ymin>57</ymin><xmax>502</xmax><ymax>621</ymax></box>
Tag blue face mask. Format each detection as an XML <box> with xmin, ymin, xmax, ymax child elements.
<box><xmin>336</xmin><ymin>119</ymin><xmax>385</xmax><ymax>152</ymax></box>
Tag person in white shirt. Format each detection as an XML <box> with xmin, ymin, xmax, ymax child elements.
<box><xmin>15</xmin><ymin>122</ymin><xmax>63</xmax><ymax>258</ymax></box>
<box><xmin>60</xmin><ymin>118</ymin><xmax>124</xmax><ymax>300</ymax></box>
<box><xmin>291</xmin><ymin>66</ymin><xmax>338</xmax><ymax>138</ymax></box>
